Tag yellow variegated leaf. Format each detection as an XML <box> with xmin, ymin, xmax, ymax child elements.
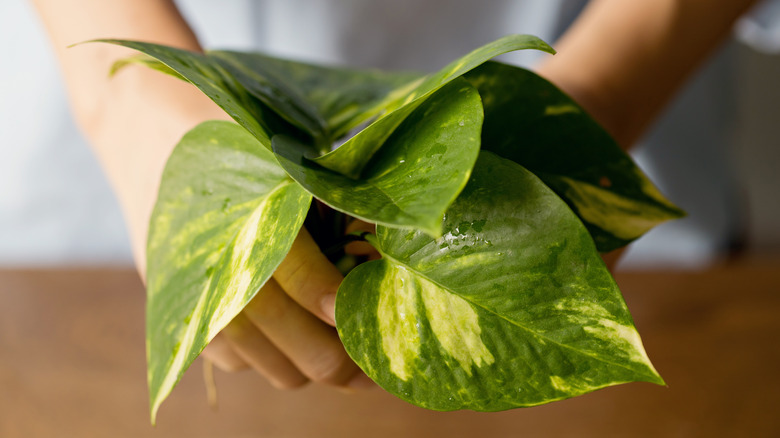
<box><xmin>336</xmin><ymin>152</ymin><xmax>663</xmax><ymax>411</ymax></box>
<box><xmin>145</xmin><ymin>121</ymin><xmax>311</xmax><ymax>422</ymax></box>
<box><xmin>465</xmin><ymin>62</ymin><xmax>685</xmax><ymax>251</ymax></box>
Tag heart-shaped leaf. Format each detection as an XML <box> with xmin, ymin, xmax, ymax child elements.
<box><xmin>465</xmin><ymin>62</ymin><xmax>685</xmax><ymax>251</ymax></box>
<box><xmin>272</xmin><ymin>78</ymin><xmax>483</xmax><ymax>236</ymax></box>
<box><xmin>313</xmin><ymin>34</ymin><xmax>555</xmax><ymax>178</ymax></box>
<box><xmin>145</xmin><ymin>121</ymin><xmax>311</xmax><ymax>422</ymax></box>
<box><xmin>336</xmin><ymin>151</ymin><xmax>663</xmax><ymax>411</ymax></box>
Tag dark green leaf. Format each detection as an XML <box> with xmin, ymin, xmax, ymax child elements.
<box><xmin>465</xmin><ymin>62</ymin><xmax>685</xmax><ymax>251</ymax></box>
<box><xmin>273</xmin><ymin>79</ymin><xmax>483</xmax><ymax>236</ymax></box>
<box><xmin>313</xmin><ymin>34</ymin><xmax>555</xmax><ymax>179</ymax></box>
<box><xmin>208</xmin><ymin>51</ymin><xmax>423</xmax><ymax>139</ymax></box>
<box><xmin>336</xmin><ymin>152</ymin><xmax>663</xmax><ymax>411</ymax></box>
<box><xmin>208</xmin><ymin>51</ymin><xmax>330</xmax><ymax>148</ymax></box>
<box><xmin>97</xmin><ymin>39</ymin><xmax>302</xmax><ymax>148</ymax></box>
<box><xmin>145</xmin><ymin>121</ymin><xmax>311</xmax><ymax>422</ymax></box>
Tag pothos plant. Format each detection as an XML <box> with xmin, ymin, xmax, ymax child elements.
<box><xmin>96</xmin><ymin>35</ymin><xmax>684</xmax><ymax>422</ymax></box>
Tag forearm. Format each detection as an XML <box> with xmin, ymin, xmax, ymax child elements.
<box><xmin>31</xmin><ymin>0</ymin><xmax>226</xmax><ymax>272</ymax></box>
<box><xmin>537</xmin><ymin>0</ymin><xmax>758</xmax><ymax>149</ymax></box>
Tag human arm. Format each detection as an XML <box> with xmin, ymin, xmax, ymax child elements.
<box><xmin>536</xmin><ymin>0</ymin><xmax>758</xmax><ymax>150</ymax></box>
<box><xmin>30</xmin><ymin>0</ymin><xmax>370</xmax><ymax>389</ymax></box>
<box><xmin>536</xmin><ymin>0</ymin><xmax>758</xmax><ymax>268</ymax></box>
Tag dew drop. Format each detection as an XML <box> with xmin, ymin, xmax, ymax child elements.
<box><xmin>458</xmin><ymin>120</ymin><xmax>465</xmax><ymax>127</ymax></box>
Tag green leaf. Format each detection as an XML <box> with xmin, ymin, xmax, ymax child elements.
<box><xmin>465</xmin><ymin>62</ymin><xmax>685</xmax><ymax>251</ymax></box>
<box><xmin>272</xmin><ymin>78</ymin><xmax>483</xmax><ymax>237</ymax></box>
<box><xmin>208</xmin><ymin>51</ymin><xmax>330</xmax><ymax>148</ymax></box>
<box><xmin>145</xmin><ymin>121</ymin><xmax>311</xmax><ymax>422</ymax></box>
<box><xmin>336</xmin><ymin>152</ymin><xmax>663</xmax><ymax>411</ymax></box>
<box><xmin>96</xmin><ymin>39</ymin><xmax>302</xmax><ymax>148</ymax></box>
<box><xmin>109</xmin><ymin>53</ymin><xmax>185</xmax><ymax>81</ymax></box>
<box><xmin>313</xmin><ymin>34</ymin><xmax>555</xmax><ymax>179</ymax></box>
<box><xmin>208</xmin><ymin>50</ymin><xmax>423</xmax><ymax>139</ymax></box>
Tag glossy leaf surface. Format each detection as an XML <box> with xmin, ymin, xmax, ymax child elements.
<box><xmin>209</xmin><ymin>50</ymin><xmax>423</xmax><ymax>139</ymax></box>
<box><xmin>273</xmin><ymin>79</ymin><xmax>483</xmax><ymax>236</ymax></box>
<box><xmin>465</xmin><ymin>62</ymin><xmax>685</xmax><ymax>251</ymax></box>
<box><xmin>145</xmin><ymin>121</ymin><xmax>311</xmax><ymax>421</ymax></box>
<box><xmin>336</xmin><ymin>152</ymin><xmax>663</xmax><ymax>411</ymax></box>
<box><xmin>313</xmin><ymin>34</ymin><xmax>555</xmax><ymax>178</ymax></box>
<box><xmin>98</xmin><ymin>39</ymin><xmax>301</xmax><ymax>148</ymax></box>
<box><xmin>209</xmin><ymin>52</ymin><xmax>328</xmax><ymax>146</ymax></box>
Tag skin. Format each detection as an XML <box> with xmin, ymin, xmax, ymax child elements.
<box><xmin>31</xmin><ymin>0</ymin><xmax>756</xmax><ymax>391</ymax></box>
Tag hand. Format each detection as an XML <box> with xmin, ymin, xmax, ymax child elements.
<box><xmin>201</xmin><ymin>227</ymin><xmax>375</xmax><ymax>390</ymax></box>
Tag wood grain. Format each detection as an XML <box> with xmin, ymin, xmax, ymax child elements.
<box><xmin>1</xmin><ymin>260</ymin><xmax>778</xmax><ymax>437</ymax></box>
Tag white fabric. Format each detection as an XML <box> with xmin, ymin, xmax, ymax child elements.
<box><xmin>1</xmin><ymin>0</ymin><xmax>763</xmax><ymax>267</ymax></box>
<box><xmin>0</xmin><ymin>0</ymin><xmax>132</xmax><ymax>265</ymax></box>
<box><xmin>737</xmin><ymin>0</ymin><xmax>780</xmax><ymax>53</ymax></box>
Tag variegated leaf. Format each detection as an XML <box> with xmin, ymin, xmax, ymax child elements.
<box><xmin>465</xmin><ymin>62</ymin><xmax>685</xmax><ymax>251</ymax></box>
<box><xmin>97</xmin><ymin>39</ymin><xmax>302</xmax><ymax>148</ymax></box>
<box><xmin>105</xmin><ymin>41</ymin><xmax>425</xmax><ymax>152</ymax></box>
<box><xmin>336</xmin><ymin>152</ymin><xmax>663</xmax><ymax>411</ymax></box>
<box><xmin>208</xmin><ymin>50</ymin><xmax>423</xmax><ymax>140</ymax></box>
<box><xmin>313</xmin><ymin>34</ymin><xmax>555</xmax><ymax>178</ymax></box>
<box><xmin>272</xmin><ymin>79</ymin><xmax>483</xmax><ymax>237</ymax></box>
<box><xmin>145</xmin><ymin>121</ymin><xmax>311</xmax><ymax>422</ymax></box>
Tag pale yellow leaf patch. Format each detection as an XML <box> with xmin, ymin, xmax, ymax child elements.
<box><xmin>556</xmin><ymin>176</ymin><xmax>678</xmax><ymax>240</ymax></box>
<box><xmin>377</xmin><ymin>263</ymin><xmax>494</xmax><ymax>380</ymax></box>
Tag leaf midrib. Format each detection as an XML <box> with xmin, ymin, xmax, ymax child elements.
<box><xmin>376</xmin><ymin>249</ymin><xmax>655</xmax><ymax>380</ymax></box>
<box><xmin>150</xmin><ymin>177</ymin><xmax>300</xmax><ymax>416</ymax></box>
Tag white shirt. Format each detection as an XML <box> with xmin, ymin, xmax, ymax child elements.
<box><xmin>2</xmin><ymin>0</ymin><xmax>776</xmax><ymax>267</ymax></box>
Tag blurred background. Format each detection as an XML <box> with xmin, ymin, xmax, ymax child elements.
<box><xmin>2</xmin><ymin>0</ymin><xmax>780</xmax><ymax>268</ymax></box>
<box><xmin>1</xmin><ymin>1</ymin><xmax>779</xmax><ymax>436</ymax></box>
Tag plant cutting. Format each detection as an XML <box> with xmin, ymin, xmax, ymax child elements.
<box><xmin>94</xmin><ymin>34</ymin><xmax>684</xmax><ymax>423</ymax></box>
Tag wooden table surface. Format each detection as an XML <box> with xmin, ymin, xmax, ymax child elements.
<box><xmin>1</xmin><ymin>258</ymin><xmax>779</xmax><ymax>437</ymax></box>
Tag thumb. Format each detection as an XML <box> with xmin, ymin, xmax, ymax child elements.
<box><xmin>272</xmin><ymin>227</ymin><xmax>343</xmax><ymax>326</ymax></box>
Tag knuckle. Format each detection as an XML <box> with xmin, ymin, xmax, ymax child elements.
<box><xmin>277</xmin><ymin>255</ymin><xmax>312</xmax><ymax>288</ymax></box>
<box><xmin>215</xmin><ymin>361</ymin><xmax>247</xmax><ymax>373</ymax></box>
<box><xmin>306</xmin><ymin>351</ymin><xmax>353</xmax><ymax>385</ymax></box>
<box><xmin>270</xmin><ymin>376</ymin><xmax>309</xmax><ymax>390</ymax></box>
<box><xmin>222</xmin><ymin>315</ymin><xmax>253</xmax><ymax>340</ymax></box>
<box><xmin>245</xmin><ymin>292</ymin><xmax>288</xmax><ymax>323</ymax></box>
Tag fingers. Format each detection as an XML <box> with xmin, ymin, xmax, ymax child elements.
<box><xmin>201</xmin><ymin>333</ymin><xmax>249</xmax><ymax>372</ymax></box>
<box><xmin>344</xmin><ymin>219</ymin><xmax>380</xmax><ymax>260</ymax></box>
<box><xmin>273</xmin><ymin>228</ymin><xmax>343</xmax><ymax>326</ymax></box>
<box><xmin>242</xmin><ymin>278</ymin><xmax>369</xmax><ymax>388</ymax></box>
<box><xmin>221</xmin><ymin>312</ymin><xmax>309</xmax><ymax>389</ymax></box>
<box><xmin>210</xmin><ymin>225</ymin><xmax>376</xmax><ymax>391</ymax></box>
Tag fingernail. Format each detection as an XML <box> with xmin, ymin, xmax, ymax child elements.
<box><xmin>321</xmin><ymin>294</ymin><xmax>336</xmax><ymax>326</ymax></box>
<box><xmin>347</xmin><ymin>372</ymin><xmax>376</xmax><ymax>390</ymax></box>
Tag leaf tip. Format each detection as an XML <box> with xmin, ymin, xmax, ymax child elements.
<box><xmin>149</xmin><ymin>402</ymin><xmax>160</xmax><ymax>426</ymax></box>
<box><xmin>67</xmin><ymin>38</ymin><xmax>114</xmax><ymax>49</ymax></box>
<box><xmin>643</xmin><ymin>363</ymin><xmax>666</xmax><ymax>387</ymax></box>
